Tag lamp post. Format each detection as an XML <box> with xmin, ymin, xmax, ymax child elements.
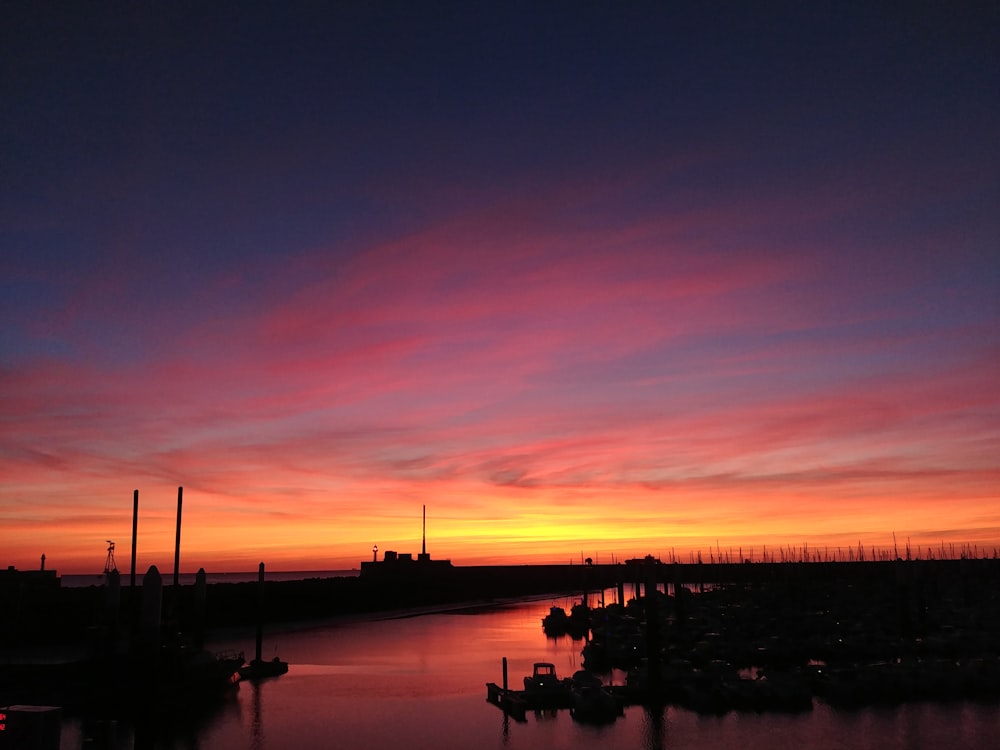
<box><xmin>373</xmin><ymin>544</ymin><xmax>378</xmax><ymax>562</ymax></box>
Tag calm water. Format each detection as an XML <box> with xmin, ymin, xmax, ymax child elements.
<box><xmin>59</xmin><ymin>594</ymin><xmax>1000</xmax><ymax>749</ymax></box>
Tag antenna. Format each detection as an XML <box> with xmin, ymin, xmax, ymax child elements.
<box><xmin>104</xmin><ymin>540</ymin><xmax>117</xmax><ymax>575</ymax></box>
<box><xmin>422</xmin><ymin>505</ymin><xmax>426</xmax><ymax>556</ymax></box>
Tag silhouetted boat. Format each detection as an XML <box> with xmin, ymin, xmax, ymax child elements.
<box><xmin>169</xmin><ymin>648</ymin><xmax>244</xmax><ymax>697</ymax></box>
<box><xmin>239</xmin><ymin>656</ymin><xmax>289</xmax><ymax>681</ymax></box>
<box><xmin>540</xmin><ymin>601</ymin><xmax>591</xmax><ymax>639</ymax></box>
<box><xmin>523</xmin><ymin>662</ymin><xmax>570</xmax><ymax>693</ymax></box>
<box><xmin>542</xmin><ymin>606</ymin><xmax>570</xmax><ymax>636</ymax></box>
<box><xmin>569</xmin><ymin>670</ymin><xmax>620</xmax><ymax>723</ymax></box>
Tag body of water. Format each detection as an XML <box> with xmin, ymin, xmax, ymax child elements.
<box><xmin>53</xmin><ymin>593</ymin><xmax>1000</xmax><ymax>749</ymax></box>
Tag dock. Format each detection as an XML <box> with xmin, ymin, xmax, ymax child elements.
<box><xmin>485</xmin><ymin>682</ymin><xmax>531</xmax><ymax>721</ymax></box>
<box><xmin>485</xmin><ymin>682</ymin><xmax>637</xmax><ymax>722</ymax></box>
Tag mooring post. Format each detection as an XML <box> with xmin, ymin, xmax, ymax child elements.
<box><xmin>502</xmin><ymin>656</ymin><xmax>508</xmax><ymax>692</ymax></box>
<box><xmin>173</xmin><ymin>486</ymin><xmax>183</xmax><ymax>589</ymax></box>
<box><xmin>645</xmin><ymin>562</ymin><xmax>662</xmax><ymax>692</ymax></box>
<box><xmin>672</xmin><ymin>561</ymin><xmax>685</xmax><ymax>627</ymax></box>
<box><xmin>130</xmin><ymin>489</ymin><xmax>138</xmax><ymax>589</ymax></box>
<box><xmin>104</xmin><ymin>568</ymin><xmax>121</xmax><ymax>625</ymax></box>
<box><xmin>140</xmin><ymin>565</ymin><xmax>162</xmax><ymax>656</ymax></box>
<box><xmin>104</xmin><ymin>568</ymin><xmax>121</xmax><ymax>658</ymax></box>
<box><xmin>194</xmin><ymin>567</ymin><xmax>207</xmax><ymax>650</ymax></box>
<box><xmin>256</xmin><ymin>561</ymin><xmax>265</xmax><ymax>663</ymax></box>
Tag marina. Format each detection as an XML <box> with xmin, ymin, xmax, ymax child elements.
<box><xmin>6</xmin><ymin>3</ymin><xmax>998</xmax><ymax>747</ymax></box>
<box><xmin>486</xmin><ymin>661</ymin><xmax>631</xmax><ymax>722</ymax></box>
<box><xmin>5</xmin><ymin>563</ymin><xmax>1000</xmax><ymax>748</ymax></box>
<box><xmin>4</xmin><ymin>508</ymin><xmax>1000</xmax><ymax>749</ymax></box>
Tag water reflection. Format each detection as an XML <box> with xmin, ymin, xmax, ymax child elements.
<box><xmin>641</xmin><ymin>703</ymin><xmax>665</xmax><ymax>750</ymax></box>
<box><xmin>250</xmin><ymin>682</ymin><xmax>262</xmax><ymax>750</ymax></box>
<box><xmin>131</xmin><ymin>693</ymin><xmax>239</xmax><ymax>750</ymax></box>
<box><xmin>54</xmin><ymin>594</ymin><xmax>1000</xmax><ymax>749</ymax></box>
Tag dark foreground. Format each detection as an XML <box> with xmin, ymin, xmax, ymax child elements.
<box><xmin>3</xmin><ymin>558</ymin><xmax>999</xmax><ymax>715</ymax></box>
<box><xmin>5</xmin><ymin>557</ymin><xmax>999</xmax><ymax>640</ymax></box>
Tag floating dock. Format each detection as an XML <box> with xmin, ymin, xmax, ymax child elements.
<box><xmin>485</xmin><ymin>682</ymin><xmax>636</xmax><ymax>722</ymax></box>
<box><xmin>485</xmin><ymin>682</ymin><xmax>531</xmax><ymax>721</ymax></box>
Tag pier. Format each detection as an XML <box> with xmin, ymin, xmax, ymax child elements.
<box><xmin>485</xmin><ymin>681</ymin><xmax>637</xmax><ymax>722</ymax></box>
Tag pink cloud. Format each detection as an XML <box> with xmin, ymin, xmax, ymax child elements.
<box><xmin>4</xmin><ymin>167</ymin><xmax>997</xmax><ymax>572</ymax></box>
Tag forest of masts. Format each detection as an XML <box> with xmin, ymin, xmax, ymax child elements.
<box><xmin>589</xmin><ymin>540</ymin><xmax>1000</xmax><ymax>566</ymax></box>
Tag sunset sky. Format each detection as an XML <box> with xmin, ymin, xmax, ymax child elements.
<box><xmin>3</xmin><ymin>3</ymin><xmax>998</xmax><ymax>574</ymax></box>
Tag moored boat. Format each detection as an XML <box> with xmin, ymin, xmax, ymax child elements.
<box><xmin>569</xmin><ymin>670</ymin><xmax>620</xmax><ymax>723</ymax></box>
<box><xmin>239</xmin><ymin>656</ymin><xmax>289</xmax><ymax>681</ymax></box>
<box><xmin>523</xmin><ymin>662</ymin><xmax>571</xmax><ymax>693</ymax></box>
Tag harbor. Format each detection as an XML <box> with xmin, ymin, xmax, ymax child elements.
<box><xmin>486</xmin><ymin>553</ymin><xmax>1000</xmax><ymax>720</ymax></box>
<box><xmin>4</xmin><ymin>553</ymin><xmax>1000</xmax><ymax>747</ymax></box>
<box><xmin>4</xmin><ymin>493</ymin><xmax>1000</xmax><ymax>746</ymax></box>
<box><xmin>8</xmin><ymin>592</ymin><xmax>999</xmax><ymax>750</ymax></box>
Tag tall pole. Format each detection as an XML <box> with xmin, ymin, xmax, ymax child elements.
<box><xmin>256</xmin><ymin>562</ymin><xmax>265</xmax><ymax>663</ymax></box>
<box><xmin>130</xmin><ymin>489</ymin><xmax>139</xmax><ymax>589</ymax></box>
<box><xmin>140</xmin><ymin>566</ymin><xmax>162</xmax><ymax>655</ymax></box>
<box><xmin>422</xmin><ymin>504</ymin><xmax>426</xmax><ymax>556</ymax></box>
<box><xmin>173</xmin><ymin>486</ymin><xmax>183</xmax><ymax>588</ymax></box>
<box><xmin>194</xmin><ymin>568</ymin><xmax>207</xmax><ymax>649</ymax></box>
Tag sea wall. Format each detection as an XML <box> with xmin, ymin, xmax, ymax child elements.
<box><xmin>3</xmin><ymin>558</ymin><xmax>999</xmax><ymax>646</ymax></box>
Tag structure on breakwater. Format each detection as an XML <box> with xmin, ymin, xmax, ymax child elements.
<box><xmin>360</xmin><ymin>503</ymin><xmax>453</xmax><ymax>579</ymax></box>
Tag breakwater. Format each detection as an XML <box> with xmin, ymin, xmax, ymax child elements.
<box><xmin>3</xmin><ymin>558</ymin><xmax>999</xmax><ymax>647</ymax></box>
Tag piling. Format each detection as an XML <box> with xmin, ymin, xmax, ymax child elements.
<box><xmin>255</xmin><ymin>562</ymin><xmax>265</xmax><ymax>663</ymax></box>
<box><xmin>139</xmin><ymin>566</ymin><xmax>162</xmax><ymax>656</ymax></box>
<box><xmin>502</xmin><ymin>656</ymin><xmax>508</xmax><ymax>692</ymax></box>
<box><xmin>103</xmin><ymin>569</ymin><xmax>121</xmax><ymax>658</ymax></box>
<box><xmin>104</xmin><ymin>569</ymin><xmax>121</xmax><ymax>626</ymax></box>
<box><xmin>672</xmin><ymin>562</ymin><xmax>685</xmax><ymax>627</ymax></box>
<box><xmin>129</xmin><ymin>489</ymin><xmax>138</xmax><ymax>590</ymax></box>
<box><xmin>644</xmin><ymin>562</ymin><xmax>662</xmax><ymax>692</ymax></box>
<box><xmin>172</xmin><ymin>486</ymin><xmax>183</xmax><ymax>589</ymax></box>
<box><xmin>193</xmin><ymin>567</ymin><xmax>207</xmax><ymax>650</ymax></box>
